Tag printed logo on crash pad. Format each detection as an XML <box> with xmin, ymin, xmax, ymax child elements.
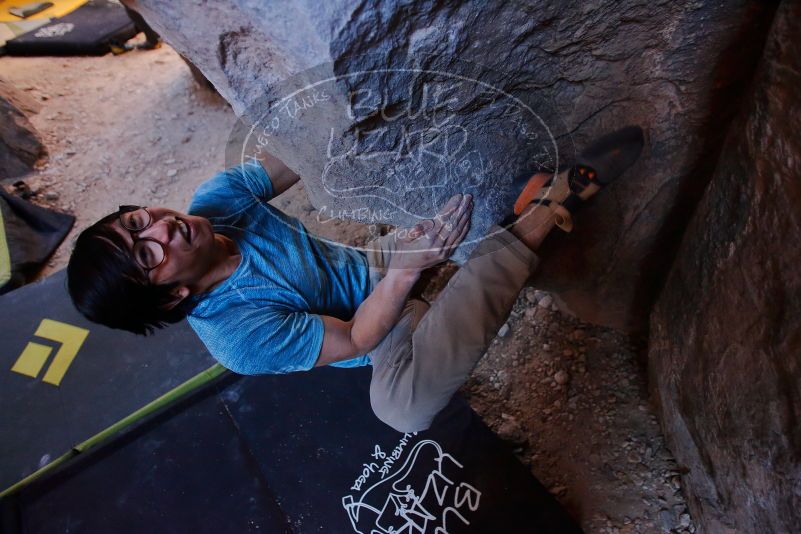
<box><xmin>10</xmin><ymin>319</ymin><xmax>89</xmax><ymax>387</ymax></box>
<box><xmin>34</xmin><ymin>23</ymin><xmax>75</xmax><ymax>39</ymax></box>
<box><xmin>343</xmin><ymin>434</ymin><xmax>482</xmax><ymax>533</ymax></box>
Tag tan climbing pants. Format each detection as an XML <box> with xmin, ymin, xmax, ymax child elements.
<box><xmin>363</xmin><ymin>225</ymin><xmax>539</xmax><ymax>433</ymax></box>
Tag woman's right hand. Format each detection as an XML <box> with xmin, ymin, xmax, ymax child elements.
<box><xmin>388</xmin><ymin>193</ymin><xmax>473</xmax><ymax>273</ymax></box>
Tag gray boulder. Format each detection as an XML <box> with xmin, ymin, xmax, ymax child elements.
<box><xmin>123</xmin><ymin>0</ymin><xmax>775</xmax><ymax>332</ymax></box>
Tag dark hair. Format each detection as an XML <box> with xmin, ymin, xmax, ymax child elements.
<box><xmin>66</xmin><ymin>210</ymin><xmax>193</xmax><ymax>335</ymax></box>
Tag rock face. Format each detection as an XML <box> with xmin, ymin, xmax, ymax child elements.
<box><xmin>649</xmin><ymin>1</ymin><xmax>801</xmax><ymax>531</ymax></box>
<box><xmin>0</xmin><ymin>79</ymin><xmax>47</xmax><ymax>179</ymax></box>
<box><xmin>124</xmin><ymin>0</ymin><xmax>777</xmax><ymax>333</ymax></box>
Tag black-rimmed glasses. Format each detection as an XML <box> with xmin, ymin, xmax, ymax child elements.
<box><xmin>118</xmin><ymin>205</ymin><xmax>166</xmax><ymax>273</ymax></box>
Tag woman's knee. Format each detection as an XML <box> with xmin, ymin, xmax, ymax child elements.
<box><xmin>369</xmin><ymin>385</ymin><xmax>432</xmax><ymax>433</ymax></box>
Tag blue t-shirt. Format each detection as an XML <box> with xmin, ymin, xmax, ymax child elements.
<box><xmin>186</xmin><ymin>160</ymin><xmax>372</xmax><ymax>374</ymax></box>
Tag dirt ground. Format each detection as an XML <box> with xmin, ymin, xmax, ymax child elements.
<box><xmin>0</xmin><ymin>41</ymin><xmax>696</xmax><ymax>534</ymax></box>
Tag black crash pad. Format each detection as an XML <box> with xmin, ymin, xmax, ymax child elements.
<box><xmin>0</xmin><ymin>189</ymin><xmax>74</xmax><ymax>294</ymax></box>
<box><xmin>5</xmin><ymin>0</ymin><xmax>135</xmax><ymax>56</ymax></box>
<box><xmin>0</xmin><ymin>270</ymin><xmax>215</xmax><ymax>491</ymax></box>
<box><xmin>2</xmin><ymin>367</ymin><xmax>583</xmax><ymax>533</ymax></box>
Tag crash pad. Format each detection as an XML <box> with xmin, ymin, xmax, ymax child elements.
<box><xmin>0</xmin><ymin>270</ymin><xmax>215</xmax><ymax>491</ymax></box>
<box><xmin>1</xmin><ymin>367</ymin><xmax>583</xmax><ymax>533</ymax></box>
<box><xmin>5</xmin><ymin>0</ymin><xmax>134</xmax><ymax>56</ymax></box>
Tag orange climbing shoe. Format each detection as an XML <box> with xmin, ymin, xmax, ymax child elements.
<box><xmin>512</xmin><ymin>125</ymin><xmax>644</xmax><ymax>231</ymax></box>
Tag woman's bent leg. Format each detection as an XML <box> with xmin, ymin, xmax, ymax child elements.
<box><xmin>368</xmin><ymin>226</ymin><xmax>538</xmax><ymax>432</ymax></box>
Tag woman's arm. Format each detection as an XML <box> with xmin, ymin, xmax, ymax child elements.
<box><xmin>315</xmin><ymin>194</ymin><xmax>473</xmax><ymax>366</ymax></box>
<box><xmin>316</xmin><ymin>268</ymin><xmax>420</xmax><ymax>366</ymax></box>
